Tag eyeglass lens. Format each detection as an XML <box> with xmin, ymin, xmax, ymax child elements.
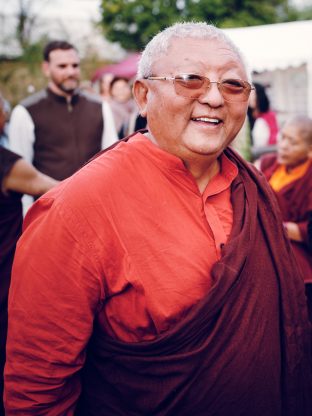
<box><xmin>173</xmin><ymin>75</ymin><xmax>251</xmax><ymax>102</ymax></box>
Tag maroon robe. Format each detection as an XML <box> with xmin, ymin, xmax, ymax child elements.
<box><xmin>76</xmin><ymin>146</ymin><xmax>312</xmax><ymax>416</ymax></box>
<box><xmin>0</xmin><ymin>147</ymin><xmax>23</xmax><ymax>416</ymax></box>
<box><xmin>261</xmin><ymin>153</ymin><xmax>312</xmax><ymax>283</ymax></box>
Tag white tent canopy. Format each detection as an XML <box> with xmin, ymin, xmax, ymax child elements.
<box><xmin>224</xmin><ymin>20</ymin><xmax>312</xmax><ymax>118</ymax></box>
<box><xmin>224</xmin><ymin>20</ymin><xmax>312</xmax><ymax>71</ymax></box>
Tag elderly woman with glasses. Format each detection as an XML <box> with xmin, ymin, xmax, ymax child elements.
<box><xmin>5</xmin><ymin>22</ymin><xmax>311</xmax><ymax>416</ymax></box>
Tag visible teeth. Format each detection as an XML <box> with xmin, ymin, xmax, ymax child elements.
<box><xmin>193</xmin><ymin>117</ymin><xmax>220</xmax><ymax>123</ymax></box>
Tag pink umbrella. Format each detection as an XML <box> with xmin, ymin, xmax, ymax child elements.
<box><xmin>92</xmin><ymin>53</ymin><xmax>141</xmax><ymax>82</ymax></box>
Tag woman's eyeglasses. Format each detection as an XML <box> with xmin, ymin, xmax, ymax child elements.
<box><xmin>144</xmin><ymin>74</ymin><xmax>254</xmax><ymax>103</ymax></box>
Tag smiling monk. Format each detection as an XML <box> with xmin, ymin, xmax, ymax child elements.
<box><xmin>4</xmin><ymin>22</ymin><xmax>312</xmax><ymax>416</ymax></box>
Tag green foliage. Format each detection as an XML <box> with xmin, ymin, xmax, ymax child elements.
<box><xmin>297</xmin><ymin>6</ymin><xmax>312</xmax><ymax>20</ymax></box>
<box><xmin>20</xmin><ymin>37</ymin><xmax>49</xmax><ymax>71</ymax></box>
<box><xmin>100</xmin><ymin>0</ymin><xmax>183</xmax><ymax>51</ymax></box>
<box><xmin>100</xmin><ymin>0</ymin><xmax>298</xmax><ymax>51</ymax></box>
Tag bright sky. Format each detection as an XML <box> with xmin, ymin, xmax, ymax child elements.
<box><xmin>1</xmin><ymin>0</ymin><xmax>101</xmax><ymax>20</ymax></box>
<box><xmin>0</xmin><ymin>0</ymin><xmax>126</xmax><ymax>59</ymax></box>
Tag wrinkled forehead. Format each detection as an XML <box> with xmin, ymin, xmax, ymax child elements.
<box><xmin>150</xmin><ymin>36</ymin><xmax>246</xmax><ymax>76</ymax></box>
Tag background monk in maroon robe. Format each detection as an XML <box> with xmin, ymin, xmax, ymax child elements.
<box><xmin>4</xmin><ymin>22</ymin><xmax>312</xmax><ymax>416</ymax></box>
<box><xmin>258</xmin><ymin>115</ymin><xmax>312</xmax><ymax>320</ymax></box>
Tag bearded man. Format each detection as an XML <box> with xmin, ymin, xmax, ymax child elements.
<box><xmin>9</xmin><ymin>41</ymin><xmax>115</xmax><ymax>185</ymax></box>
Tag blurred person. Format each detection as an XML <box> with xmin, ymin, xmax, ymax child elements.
<box><xmin>110</xmin><ymin>76</ymin><xmax>133</xmax><ymax>104</ymax></box>
<box><xmin>249</xmin><ymin>82</ymin><xmax>279</xmax><ymax>160</ymax></box>
<box><xmin>118</xmin><ymin>111</ymin><xmax>147</xmax><ymax>138</ymax></box>
<box><xmin>4</xmin><ymin>22</ymin><xmax>312</xmax><ymax>416</ymax></box>
<box><xmin>99</xmin><ymin>72</ymin><xmax>114</xmax><ymax>100</ymax></box>
<box><xmin>109</xmin><ymin>76</ymin><xmax>139</xmax><ymax>135</ymax></box>
<box><xmin>0</xmin><ymin>94</ymin><xmax>10</xmax><ymax>148</ymax></box>
<box><xmin>258</xmin><ymin>115</ymin><xmax>312</xmax><ymax>277</ymax></box>
<box><xmin>96</xmin><ymin>73</ymin><xmax>125</xmax><ymax>142</ymax></box>
<box><xmin>99</xmin><ymin>74</ymin><xmax>146</xmax><ymax>138</ymax></box>
<box><xmin>9</xmin><ymin>40</ymin><xmax>116</xmax><ymax>184</ymax></box>
<box><xmin>109</xmin><ymin>76</ymin><xmax>147</xmax><ymax>137</ymax></box>
<box><xmin>0</xmin><ymin>96</ymin><xmax>58</xmax><ymax>415</ymax></box>
<box><xmin>257</xmin><ymin>115</ymin><xmax>312</xmax><ymax>319</ymax></box>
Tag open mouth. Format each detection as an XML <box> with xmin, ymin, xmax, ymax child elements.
<box><xmin>191</xmin><ymin>117</ymin><xmax>222</xmax><ymax>125</ymax></box>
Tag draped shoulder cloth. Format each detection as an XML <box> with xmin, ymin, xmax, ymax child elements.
<box><xmin>77</xmin><ymin>145</ymin><xmax>312</xmax><ymax>416</ymax></box>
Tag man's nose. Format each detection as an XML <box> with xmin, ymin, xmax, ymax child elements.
<box><xmin>66</xmin><ymin>65</ymin><xmax>79</xmax><ymax>76</ymax></box>
<box><xmin>198</xmin><ymin>82</ymin><xmax>224</xmax><ymax>106</ymax></box>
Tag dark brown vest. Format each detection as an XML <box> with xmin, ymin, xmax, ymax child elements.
<box><xmin>22</xmin><ymin>88</ymin><xmax>103</xmax><ymax>180</ymax></box>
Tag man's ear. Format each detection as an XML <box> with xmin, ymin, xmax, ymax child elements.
<box><xmin>133</xmin><ymin>79</ymin><xmax>148</xmax><ymax>117</ymax></box>
<box><xmin>42</xmin><ymin>61</ymin><xmax>50</xmax><ymax>78</ymax></box>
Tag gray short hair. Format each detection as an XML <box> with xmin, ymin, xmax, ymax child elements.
<box><xmin>137</xmin><ymin>21</ymin><xmax>250</xmax><ymax>81</ymax></box>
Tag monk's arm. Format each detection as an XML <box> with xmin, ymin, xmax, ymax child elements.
<box><xmin>2</xmin><ymin>158</ymin><xmax>58</xmax><ymax>196</ymax></box>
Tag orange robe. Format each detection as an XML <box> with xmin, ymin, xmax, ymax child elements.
<box><xmin>261</xmin><ymin>153</ymin><xmax>312</xmax><ymax>283</ymax></box>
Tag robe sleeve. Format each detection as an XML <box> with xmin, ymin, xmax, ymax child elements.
<box><xmin>298</xmin><ymin>220</ymin><xmax>310</xmax><ymax>245</ymax></box>
<box><xmin>297</xmin><ymin>183</ymin><xmax>312</xmax><ymax>245</ymax></box>
<box><xmin>4</xmin><ymin>196</ymin><xmax>104</xmax><ymax>415</ymax></box>
<box><xmin>0</xmin><ymin>147</ymin><xmax>22</xmax><ymax>187</ymax></box>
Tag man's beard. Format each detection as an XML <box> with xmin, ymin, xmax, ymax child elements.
<box><xmin>56</xmin><ymin>78</ymin><xmax>79</xmax><ymax>94</ymax></box>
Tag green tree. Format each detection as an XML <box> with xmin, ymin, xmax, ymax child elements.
<box><xmin>297</xmin><ymin>6</ymin><xmax>312</xmax><ymax>20</ymax></box>
<box><xmin>100</xmin><ymin>0</ymin><xmax>298</xmax><ymax>51</ymax></box>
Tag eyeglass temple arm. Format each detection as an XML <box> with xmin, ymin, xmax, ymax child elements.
<box><xmin>144</xmin><ymin>76</ymin><xmax>174</xmax><ymax>81</ymax></box>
